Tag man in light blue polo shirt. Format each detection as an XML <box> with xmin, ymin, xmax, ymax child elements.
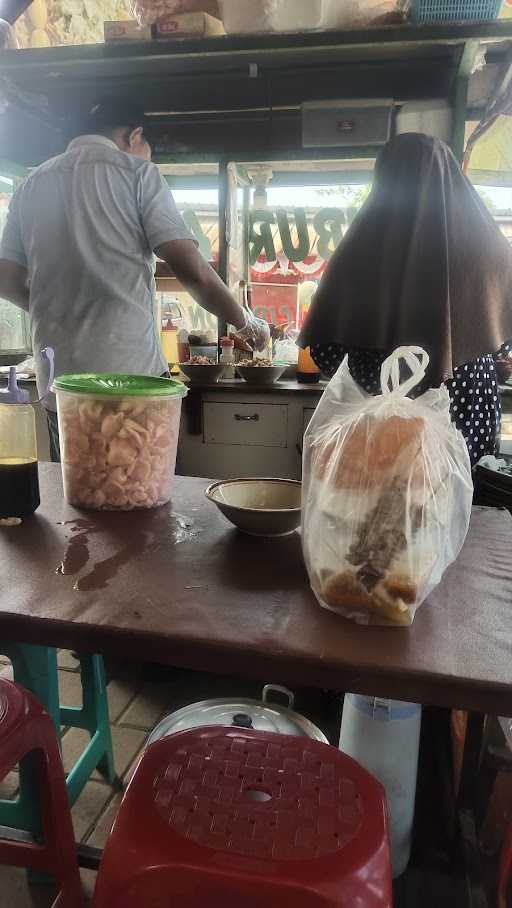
<box><xmin>0</xmin><ymin>102</ymin><xmax>268</xmax><ymax>459</ymax></box>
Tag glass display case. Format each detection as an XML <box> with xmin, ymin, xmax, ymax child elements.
<box><xmin>240</xmin><ymin>159</ymin><xmax>374</xmax><ymax>330</ymax></box>
<box><xmin>156</xmin><ymin>164</ymin><xmax>220</xmax><ymax>344</ymax></box>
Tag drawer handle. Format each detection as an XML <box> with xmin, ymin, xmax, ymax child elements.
<box><xmin>235</xmin><ymin>413</ymin><xmax>260</xmax><ymax>422</ymax></box>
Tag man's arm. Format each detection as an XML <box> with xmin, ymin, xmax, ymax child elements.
<box><xmin>156</xmin><ymin>239</ymin><xmax>245</xmax><ymax>329</ymax></box>
<box><xmin>141</xmin><ymin>165</ymin><xmax>269</xmax><ymax>349</ymax></box>
<box><xmin>0</xmin><ymin>259</ymin><xmax>29</xmax><ymax>311</ymax></box>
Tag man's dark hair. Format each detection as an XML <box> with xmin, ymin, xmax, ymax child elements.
<box><xmin>71</xmin><ymin>100</ymin><xmax>150</xmax><ymax>143</ymax></box>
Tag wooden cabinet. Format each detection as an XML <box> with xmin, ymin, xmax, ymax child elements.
<box><xmin>177</xmin><ymin>383</ymin><xmax>324</xmax><ymax>480</ymax></box>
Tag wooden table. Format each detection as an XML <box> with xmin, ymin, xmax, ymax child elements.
<box><xmin>2</xmin><ymin>463</ymin><xmax>511</xmax><ymax>900</ymax></box>
<box><xmin>1</xmin><ymin>463</ymin><xmax>512</xmax><ymax>717</ymax></box>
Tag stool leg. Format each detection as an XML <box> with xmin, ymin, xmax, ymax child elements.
<box><xmin>35</xmin><ymin>717</ymin><xmax>84</xmax><ymax>907</ymax></box>
<box><xmin>87</xmin><ymin>656</ymin><xmax>117</xmax><ymax>786</ymax></box>
<box><xmin>60</xmin><ymin>654</ymin><xmax>118</xmax><ymax>802</ymax></box>
<box><xmin>81</xmin><ymin>654</ymin><xmax>116</xmax><ymax>786</ymax></box>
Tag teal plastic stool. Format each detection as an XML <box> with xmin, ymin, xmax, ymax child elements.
<box><xmin>0</xmin><ymin>643</ymin><xmax>116</xmax><ymax>835</ymax></box>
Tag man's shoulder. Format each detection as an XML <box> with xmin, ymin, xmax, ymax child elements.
<box><xmin>22</xmin><ymin>150</ymin><xmax>69</xmax><ymax>181</ymax></box>
<box><xmin>71</xmin><ymin>144</ymin><xmax>153</xmax><ymax>177</ymax></box>
<box><xmin>25</xmin><ymin>144</ymin><xmax>156</xmax><ymax>183</ymax></box>
<box><xmin>19</xmin><ymin>148</ymin><xmax>81</xmax><ymax>187</ymax></box>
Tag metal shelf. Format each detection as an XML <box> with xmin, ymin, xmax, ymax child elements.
<box><xmin>2</xmin><ymin>21</ymin><xmax>512</xmax><ymax>78</ymax></box>
<box><xmin>0</xmin><ymin>21</ymin><xmax>511</xmax><ymax>164</ymax></box>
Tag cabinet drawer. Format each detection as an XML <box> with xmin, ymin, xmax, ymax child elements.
<box><xmin>203</xmin><ymin>402</ymin><xmax>288</xmax><ymax>447</ymax></box>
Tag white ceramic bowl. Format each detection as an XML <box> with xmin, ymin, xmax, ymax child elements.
<box><xmin>205</xmin><ymin>478</ymin><xmax>302</xmax><ymax>537</ymax></box>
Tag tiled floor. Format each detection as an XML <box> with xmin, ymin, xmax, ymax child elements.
<box><xmin>0</xmin><ymin>651</ymin><xmax>340</xmax><ymax>907</ymax></box>
<box><xmin>2</xmin><ymin>657</ymin><xmax>495</xmax><ymax>907</ymax></box>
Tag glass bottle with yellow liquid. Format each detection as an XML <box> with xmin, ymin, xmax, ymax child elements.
<box><xmin>0</xmin><ymin>349</ymin><xmax>53</xmax><ymax>518</ymax></box>
<box><xmin>161</xmin><ymin>321</ymin><xmax>180</xmax><ymax>375</ymax></box>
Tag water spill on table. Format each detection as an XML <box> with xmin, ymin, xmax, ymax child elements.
<box><xmin>57</xmin><ymin>518</ymin><xmax>97</xmax><ymax>532</ymax></box>
<box><xmin>56</xmin><ymin>519</ymin><xmax>95</xmax><ymax>577</ymax></box>
<box><xmin>55</xmin><ymin>508</ymin><xmax>200</xmax><ymax>591</ymax></box>
<box><xmin>55</xmin><ymin>531</ymin><xmax>89</xmax><ymax>575</ymax></box>
<box><xmin>73</xmin><ymin>531</ymin><xmax>150</xmax><ymax>591</ymax></box>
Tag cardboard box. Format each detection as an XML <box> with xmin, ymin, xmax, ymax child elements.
<box><xmin>104</xmin><ymin>21</ymin><xmax>152</xmax><ymax>43</ymax></box>
<box><xmin>154</xmin><ymin>12</ymin><xmax>225</xmax><ymax>38</ymax></box>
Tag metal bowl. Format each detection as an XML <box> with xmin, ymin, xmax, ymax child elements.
<box><xmin>205</xmin><ymin>478</ymin><xmax>302</xmax><ymax>537</ymax></box>
<box><xmin>179</xmin><ymin>363</ymin><xmax>225</xmax><ymax>384</ymax></box>
<box><xmin>236</xmin><ymin>364</ymin><xmax>287</xmax><ymax>385</ymax></box>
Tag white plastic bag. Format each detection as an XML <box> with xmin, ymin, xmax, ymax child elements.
<box><xmin>321</xmin><ymin>0</ymin><xmax>399</xmax><ymax>28</ymax></box>
<box><xmin>272</xmin><ymin>0</ymin><xmax>323</xmax><ymax>31</ymax></box>
<box><xmin>302</xmin><ymin>347</ymin><xmax>473</xmax><ymax>626</ymax></box>
<box><xmin>274</xmin><ymin>339</ymin><xmax>298</xmax><ymax>365</ymax></box>
<box><xmin>219</xmin><ymin>0</ymin><xmax>277</xmax><ymax>33</ymax></box>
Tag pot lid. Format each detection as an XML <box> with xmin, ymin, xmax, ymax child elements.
<box><xmin>53</xmin><ymin>373</ymin><xmax>187</xmax><ymax>398</ymax></box>
<box><xmin>147</xmin><ymin>686</ymin><xmax>327</xmax><ymax>745</ymax></box>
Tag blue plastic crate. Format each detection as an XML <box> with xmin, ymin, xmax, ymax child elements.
<box><xmin>411</xmin><ymin>0</ymin><xmax>502</xmax><ymax>21</ymax></box>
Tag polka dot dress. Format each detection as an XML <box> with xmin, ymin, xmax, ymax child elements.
<box><xmin>310</xmin><ymin>343</ymin><xmax>509</xmax><ymax>468</ymax></box>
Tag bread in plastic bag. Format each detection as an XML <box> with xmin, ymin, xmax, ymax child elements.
<box><xmin>302</xmin><ymin>347</ymin><xmax>473</xmax><ymax>627</ymax></box>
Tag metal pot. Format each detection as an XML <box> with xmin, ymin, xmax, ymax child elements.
<box><xmin>147</xmin><ymin>684</ymin><xmax>328</xmax><ymax>745</ymax></box>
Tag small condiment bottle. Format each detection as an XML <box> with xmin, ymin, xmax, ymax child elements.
<box><xmin>161</xmin><ymin>320</ymin><xmax>180</xmax><ymax>372</ymax></box>
<box><xmin>219</xmin><ymin>337</ymin><xmax>235</xmax><ymax>378</ymax></box>
<box><xmin>177</xmin><ymin>328</ymin><xmax>190</xmax><ymax>363</ymax></box>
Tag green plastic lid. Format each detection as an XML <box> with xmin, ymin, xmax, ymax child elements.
<box><xmin>52</xmin><ymin>373</ymin><xmax>187</xmax><ymax>398</ymax></box>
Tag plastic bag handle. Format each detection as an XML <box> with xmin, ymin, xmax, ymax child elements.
<box><xmin>34</xmin><ymin>347</ymin><xmax>54</xmax><ymax>404</ymax></box>
<box><xmin>380</xmin><ymin>346</ymin><xmax>429</xmax><ymax>399</ymax></box>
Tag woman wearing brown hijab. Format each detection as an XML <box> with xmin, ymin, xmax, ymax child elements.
<box><xmin>299</xmin><ymin>133</ymin><xmax>512</xmax><ymax>466</ymax></box>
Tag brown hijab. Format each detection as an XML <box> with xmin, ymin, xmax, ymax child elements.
<box><xmin>299</xmin><ymin>133</ymin><xmax>512</xmax><ymax>386</ymax></box>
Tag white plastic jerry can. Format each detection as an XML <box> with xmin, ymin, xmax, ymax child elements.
<box><xmin>339</xmin><ymin>694</ymin><xmax>422</xmax><ymax>878</ymax></box>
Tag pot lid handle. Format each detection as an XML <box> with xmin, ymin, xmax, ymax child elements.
<box><xmin>262</xmin><ymin>684</ymin><xmax>295</xmax><ymax>710</ymax></box>
<box><xmin>232</xmin><ymin>713</ymin><xmax>253</xmax><ymax>729</ymax></box>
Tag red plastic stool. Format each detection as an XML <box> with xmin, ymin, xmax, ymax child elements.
<box><xmin>94</xmin><ymin>727</ymin><xmax>392</xmax><ymax>907</ymax></box>
<box><xmin>498</xmin><ymin>820</ymin><xmax>512</xmax><ymax>908</ymax></box>
<box><xmin>0</xmin><ymin>679</ymin><xmax>83</xmax><ymax>907</ymax></box>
